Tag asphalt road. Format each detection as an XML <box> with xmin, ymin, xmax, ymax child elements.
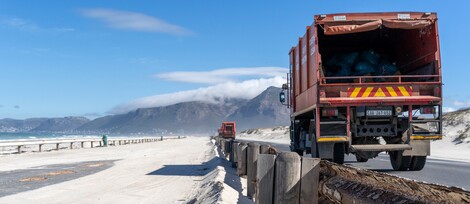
<box><xmin>238</xmin><ymin>139</ymin><xmax>470</xmax><ymax>190</ymax></box>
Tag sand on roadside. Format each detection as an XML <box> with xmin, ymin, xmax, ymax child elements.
<box><xmin>0</xmin><ymin>136</ymin><xmax>213</xmax><ymax>204</ymax></box>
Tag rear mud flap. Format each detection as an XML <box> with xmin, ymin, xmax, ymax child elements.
<box><xmin>403</xmin><ymin>140</ymin><xmax>430</xmax><ymax>156</ymax></box>
<box><xmin>318</xmin><ymin>142</ymin><xmax>334</xmax><ymax>159</ymax></box>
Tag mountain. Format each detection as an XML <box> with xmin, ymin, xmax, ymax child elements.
<box><xmin>76</xmin><ymin>99</ymin><xmax>248</xmax><ymax>134</ymax></box>
<box><xmin>0</xmin><ymin>117</ymin><xmax>90</xmax><ymax>133</ymax></box>
<box><xmin>227</xmin><ymin>86</ymin><xmax>290</xmax><ymax>130</ymax></box>
<box><xmin>1</xmin><ymin>87</ymin><xmax>290</xmax><ymax>135</ymax></box>
<box><xmin>77</xmin><ymin>87</ymin><xmax>290</xmax><ymax>135</ymax></box>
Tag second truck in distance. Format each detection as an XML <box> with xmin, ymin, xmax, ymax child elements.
<box><xmin>218</xmin><ymin>122</ymin><xmax>236</xmax><ymax>139</ymax></box>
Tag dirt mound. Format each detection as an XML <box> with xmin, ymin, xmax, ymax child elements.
<box><xmin>319</xmin><ymin>161</ymin><xmax>470</xmax><ymax>203</ymax></box>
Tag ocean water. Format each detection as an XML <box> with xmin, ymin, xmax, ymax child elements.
<box><xmin>0</xmin><ymin>132</ymin><xmax>100</xmax><ymax>141</ymax></box>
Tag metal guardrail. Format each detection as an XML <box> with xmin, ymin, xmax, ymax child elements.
<box><xmin>0</xmin><ymin>136</ymin><xmax>186</xmax><ymax>154</ymax></box>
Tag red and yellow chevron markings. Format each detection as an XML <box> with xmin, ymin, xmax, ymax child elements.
<box><xmin>348</xmin><ymin>86</ymin><xmax>412</xmax><ymax>97</ymax></box>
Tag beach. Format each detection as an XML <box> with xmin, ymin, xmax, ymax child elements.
<box><xmin>0</xmin><ymin>136</ymin><xmax>214</xmax><ymax>203</ymax></box>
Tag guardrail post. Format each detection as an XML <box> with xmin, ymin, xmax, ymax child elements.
<box><xmin>237</xmin><ymin>143</ymin><xmax>248</xmax><ymax>176</ymax></box>
<box><xmin>161</xmin><ymin>136</ymin><xmax>163</xmax><ymax>141</ymax></box>
<box><xmin>70</xmin><ymin>142</ymin><xmax>73</xmax><ymax>149</ymax></box>
<box><xmin>39</xmin><ymin>144</ymin><xmax>43</xmax><ymax>152</ymax></box>
<box><xmin>221</xmin><ymin>139</ymin><xmax>226</xmax><ymax>154</ymax></box>
<box><xmin>18</xmin><ymin>145</ymin><xmax>22</xmax><ymax>153</ymax></box>
<box><xmin>91</xmin><ymin>141</ymin><xmax>94</xmax><ymax>148</ymax></box>
<box><xmin>260</xmin><ymin>144</ymin><xmax>271</xmax><ymax>154</ymax></box>
<box><xmin>231</xmin><ymin>141</ymin><xmax>240</xmax><ymax>168</ymax></box>
<box><xmin>256</xmin><ymin>154</ymin><xmax>276</xmax><ymax>204</ymax></box>
<box><xmin>300</xmin><ymin>157</ymin><xmax>321</xmax><ymax>204</ymax></box>
<box><xmin>274</xmin><ymin>152</ymin><xmax>301</xmax><ymax>204</ymax></box>
<box><xmin>224</xmin><ymin>140</ymin><xmax>231</xmax><ymax>156</ymax></box>
<box><xmin>247</xmin><ymin>143</ymin><xmax>261</xmax><ymax>198</ymax></box>
<box><xmin>56</xmin><ymin>143</ymin><xmax>60</xmax><ymax>150</ymax></box>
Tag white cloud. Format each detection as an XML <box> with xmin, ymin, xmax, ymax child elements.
<box><xmin>441</xmin><ymin>99</ymin><xmax>470</xmax><ymax>113</ymax></box>
<box><xmin>155</xmin><ymin>67</ymin><xmax>288</xmax><ymax>84</ymax></box>
<box><xmin>1</xmin><ymin>17</ymin><xmax>39</xmax><ymax>31</ymax></box>
<box><xmin>109</xmin><ymin>76</ymin><xmax>285</xmax><ymax>114</ymax></box>
<box><xmin>55</xmin><ymin>27</ymin><xmax>76</xmax><ymax>32</ymax></box>
<box><xmin>443</xmin><ymin>107</ymin><xmax>457</xmax><ymax>113</ymax></box>
<box><xmin>1</xmin><ymin>17</ymin><xmax>75</xmax><ymax>33</ymax></box>
<box><xmin>452</xmin><ymin>100</ymin><xmax>470</xmax><ymax>107</ymax></box>
<box><xmin>80</xmin><ymin>8</ymin><xmax>192</xmax><ymax>36</ymax></box>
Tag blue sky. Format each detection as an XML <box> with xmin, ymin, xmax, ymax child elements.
<box><xmin>0</xmin><ymin>0</ymin><xmax>468</xmax><ymax>119</ymax></box>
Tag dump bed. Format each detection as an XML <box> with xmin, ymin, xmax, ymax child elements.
<box><xmin>289</xmin><ymin>12</ymin><xmax>442</xmax><ymax>115</ymax></box>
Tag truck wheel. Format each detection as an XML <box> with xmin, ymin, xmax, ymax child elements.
<box><xmin>389</xmin><ymin>151</ymin><xmax>411</xmax><ymax>171</ymax></box>
<box><xmin>409</xmin><ymin>156</ymin><xmax>427</xmax><ymax>171</ymax></box>
<box><xmin>310</xmin><ymin>134</ymin><xmax>319</xmax><ymax>158</ymax></box>
<box><xmin>333</xmin><ymin>143</ymin><xmax>345</xmax><ymax>164</ymax></box>
<box><xmin>355</xmin><ymin>154</ymin><xmax>368</xmax><ymax>162</ymax></box>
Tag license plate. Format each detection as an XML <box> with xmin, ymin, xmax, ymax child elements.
<box><xmin>366</xmin><ymin>110</ymin><xmax>392</xmax><ymax>116</ymax></box>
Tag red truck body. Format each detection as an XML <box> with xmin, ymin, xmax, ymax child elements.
<box><xmin>218</xmin><ymin>122</ymin><xmax>236</xmax><ymax>139</ymax></box>
<box><xmin>283</xmin><ymin>12</ymin><xmax>443</xmax><ymax>171</ymax></box>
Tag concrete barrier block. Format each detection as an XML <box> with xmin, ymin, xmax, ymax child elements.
<box><xmin>237</xmin><ymin>143</ymin><xmax>248</xmax><ymax>176</ymax></box>
<box><xmin>247</xmin><ymin>143</ymin><xmax>261</xmax><ymax>198</ymax></box>
<box><xmin>274</xmin><ymin>152</ymin><xmax>301</xmax><ymax>204</ymax></box>
<box><xmin>300</xmin><ymin>157</ymin><xmax>321</xmax><ymax>204</ymax></box>
<box><xmin>256</xmin><ymin>154</ymin><xmax>276</xmax><ymax>204</ymax></box>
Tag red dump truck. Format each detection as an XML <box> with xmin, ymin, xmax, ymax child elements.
<box><xmin>279</xmin><ymin>12</ymin><xmax>443</xmax><ymax>171</ymax></box>
<box><xmin>218</xmin><ymin>122</ymin><xmax>236</xmax><ymax>139</ymax></box>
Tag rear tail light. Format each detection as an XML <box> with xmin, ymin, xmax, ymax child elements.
<box><xmin>420</xmin><ymin>106</ymin><xmax>436</xmax><ymax>114</ymax></box>
<box><xmin>322</xmin><ymin>108</ymin><xmax>338</xmax><ymax>117</ymax></box>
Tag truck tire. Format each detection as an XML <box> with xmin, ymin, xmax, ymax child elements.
<box><xmin>333</xmin><ymin>143</ymin><xmax>345</xmax><ymax>164</ymax></box>
<box><xmin>355</xmin><ymin>154</ymin><xmax>368</xmax><ymax>162</ymax></box>
<box><xmin>409</xmin><ymin>156</ymin><xmax>427</xmax><ymax>171</ymax></box>
<box><xmin>389</xmin><ymin>151</ymin><xmax>411</xmax><ymax>171</ymax></box>
<box><xmin>310</xmin><ymin>133</ymin><xmax>319</xmax><ymax>158</ymax></box>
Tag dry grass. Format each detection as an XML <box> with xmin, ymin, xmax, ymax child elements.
<box><xmin>86</xmin><ymin>163</ymin><xmax>104</xmax><ymax>168</ymax></box>
<box><xmin>19</xmin><ymin>177</ymin><xmax>48</xmax><ymax>182</ymax></box>
<box><xmin>45</xmin><ymin>170</ymin><xmax>75</xmax><ymax>176</ymax></box>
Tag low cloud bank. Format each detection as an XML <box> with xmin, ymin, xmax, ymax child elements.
<box><xmin>155</xmin><ymin>67</ymin><xmax>287</xmax><ymax>84</ymax></box>
<box><xmin>110</xmin><ymin>76</ymin><xmax>285</xmax><ymax>114</ymax></box>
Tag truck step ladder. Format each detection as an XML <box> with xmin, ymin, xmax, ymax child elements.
<box><xmin>350</xmin><ymin>144</ymin><xmax>412</xmax><ymax>152</ymax></box>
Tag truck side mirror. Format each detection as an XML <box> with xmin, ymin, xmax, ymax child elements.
<box><xmin>279</xmin><ymin>92</ymin><xmax>286</xmax><ymax>104</ymax></box>
<box><xmin>282</xmin><ymin>83</ymin><xmax>288</xmax><ymax>90</ymax></box>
